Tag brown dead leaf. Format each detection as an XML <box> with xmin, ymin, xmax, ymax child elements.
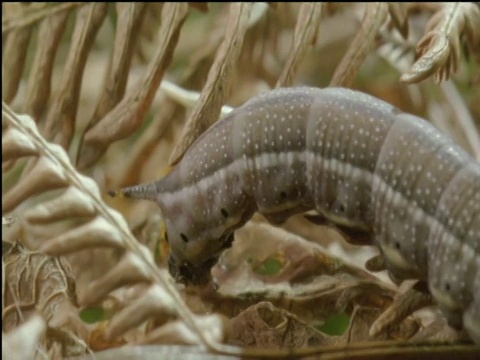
<box><xmin>204</xmin><ymin>222</ymin><xmax>400</xmax><ymax>341</ymax></box>
<box><xmin>2</xmin><ymin>242</ymin><xmax>88</xmax><ymax>356</ymax></box>
<box><xmin>409</xmin><ymin>316</ymin><xmax>468</xmax><ymax>343</ymax></box>
<box><xmin>229</xmin><ymin>301</ymin><xmax>332</xmax><ymax>348</ymax></box>
<box><xmin>346</xmin><ymin>306</ymin><xmax>420</xmax><ymax>342</ymax></box>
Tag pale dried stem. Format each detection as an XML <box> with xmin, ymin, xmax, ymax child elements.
<box><xmin>276</xmin><ymin>3</ymin><xmax>323</xmax><ymax>87</ymax></box>
<box><xmin>330</xmin><ymin>2</ymin><xmax>388</xmax><ymax>87</ymax></box>
<box><xmin>168</xmin><ymin>3</ymin><xmax>253</xmax><ymax>165</ymax></box>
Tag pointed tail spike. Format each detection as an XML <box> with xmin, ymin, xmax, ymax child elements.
<box><xmin>108</xmin><ymin>182</ymin><xmax>160</xmax><ymax>202</ymax></box>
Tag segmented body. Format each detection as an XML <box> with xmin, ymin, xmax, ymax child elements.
<box><xmin>121</xmin><ymin>87</ymin><xmax>480</xmax><ymax>343</ymax></box>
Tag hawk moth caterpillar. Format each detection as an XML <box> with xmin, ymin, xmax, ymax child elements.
<box><xmin>114</xmin><ymin>87</ymin><xmax>480</xmax><ymax>343</ymax></box>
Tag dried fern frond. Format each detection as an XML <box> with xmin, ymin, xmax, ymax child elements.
<box><xmin>330</xmin><ymin>2</ymin><xmax>389</xmax><ymax>87</ymax></box>
<box><xmin>1</xmin><ymin>106</ymin><xmax>230</xmax><ymax>353</ymax></box>
<box><xmin>78</xmin><ymin>3</ymin><xmax>189</xmax><ymax>169</ymax></box>
<box><xmin>168</xmin><ymin>3</ymin><xmax>254</xmax><ymax>165</ymax></box>
<box><xmin>401</xmin><ymin>2</ymin><xmax>480</xmax><ymax>83</ymax></box>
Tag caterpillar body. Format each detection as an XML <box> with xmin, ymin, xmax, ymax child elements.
<box><xmin>117</xmin><ymin>87</ymin><xmax>480</xmax><ymax>343</ymax></box>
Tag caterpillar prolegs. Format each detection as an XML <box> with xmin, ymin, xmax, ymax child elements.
<box><xmin>116</xmin><ymin>87</ymin><xmax>480</xmax><ymax>343</ymax></box>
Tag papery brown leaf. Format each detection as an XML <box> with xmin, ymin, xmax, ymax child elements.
<box><xmin>168</xmin><ymin>3</ymin><xmax>253</xmax><ymax>165</ymax></box>
<box><xmin>78</xmin><ymin>3</ymin><xmax>189</xmax><ymax>169</ymax></box>
<box><xmin>229</xmin><ymin>301</ymin><xmax>332</xmax><ymax>348</ymax></box>
<box><xmin>42</xmin><ymin>2</ymin><xmax>108</xmax><ymax>149</ymax></box>
<box><xmin>410</xmin><ymin>317</ymin><xmax>467</xmax><ymax>343</ymax></box>
<box><xmin>208</xmin><ymin>222</ymin><xmax>396</xmax><ymax>334</ymax></box>
<box><xmin>345</xmin><ymin>306</ymin><xmax>420</xmax><ymax>342</ymax></box>
<box><xmin>2</xmin><ymin>244</ymin><xmax>81</xmax><ymax>341</ymax></box>
<box><xmin>276</xmin><ymin>3</ymin><xmax>323</xmax><ymax>87</ymax></box>
<box><xmin>330</xmin><ymin>2</ymin><xmax>388</xmax><ymax>87</ymax></box>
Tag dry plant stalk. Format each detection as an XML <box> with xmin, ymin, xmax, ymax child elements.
<box><xmin>43</xmin><ymin>3</ymin><xmax>108</xmax><ymax>149</ymax></box>
<box><xmin>168</xmin><ymin>3</ymin><xmax>253</xmax><ymax>165</ymax></box>
<box><xmin>276</xmin><ymin>3</ymin><xmax>323</xmax><ymax>88</ymax></box>
<box><xmin>78</xmin><ymin>3</ymin><xmax>189</xmax><ymax>169</ymax></box>
<box><xmin>330</xmin><ymin>2</ymin><xmax>389</xmax><ymax>87</ymax></box>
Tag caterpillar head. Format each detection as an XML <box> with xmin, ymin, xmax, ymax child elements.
<box><xmin>166</xmin><ymin>228</ymin><xmax>235</xmax><ymax>285</ymax></box>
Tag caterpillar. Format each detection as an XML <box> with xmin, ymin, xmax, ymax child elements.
<box><xmin>114</xmin><ymin>87</ymin><xmax>480</xmax><ymax>344</ymax></box>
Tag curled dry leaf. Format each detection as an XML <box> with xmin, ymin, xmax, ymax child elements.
<box><xmin>78</xmin><ymin>3</ymin><xmax>189</xmax><ymax>169</ymax></box>
<box><xmin>206</xmin><ymin>221</ymin><xmax>405</xmax><ymax>341</ymax></box>
<box><xmin>401</xmin><ymin>3</ymin><xmax>480</xmax><ymax>83</ymax></box>
<box><xmin>2</xmin><ymin>243</ymin><xmax>88</xmax><ymax>357</ymax></box>
<box><xmin>344</xmin><ymin>306</ymin><xmax>420</xmax><ymax>342</ymax></box>
<box><xmin>229</xmin><ymin>301</ymin><xmax>332</xmax><ymax>348</ymax></box>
